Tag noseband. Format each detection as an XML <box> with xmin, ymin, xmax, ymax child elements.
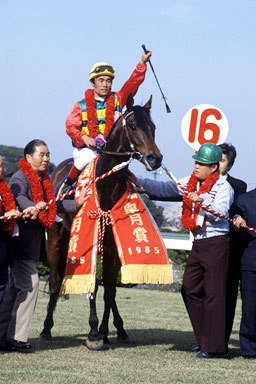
<box><xmin>97</xmin><ymin>111</ymin><xmax>143</xmax><ymax>160</ymax></box>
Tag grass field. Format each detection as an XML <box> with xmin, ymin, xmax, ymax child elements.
<box><xmin>0</xmin><ymin>282</ymin><xmax>255</xmax><ymax>384</ymax></box>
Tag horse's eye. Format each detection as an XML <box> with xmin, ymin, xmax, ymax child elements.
<box><xmin>131</xmin><ymin>125</ymin><xmax>137</xmax><ymax>131</ymax></box>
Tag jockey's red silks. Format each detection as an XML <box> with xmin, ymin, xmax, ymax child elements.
<box><xmin>60</xmin><ymin>158</ymin><xmax>173</xmax><ymax>295</ymax></box>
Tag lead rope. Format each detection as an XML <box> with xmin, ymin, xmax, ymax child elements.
<box><xmin>1</xmin><ymin>159</ymin><xmax>131</xmax><ymax>223</ymax></box>
<box><xmin>161</xmin><ymin>164</ymin><xmax>256</xmax><ymax>233</ymax></box>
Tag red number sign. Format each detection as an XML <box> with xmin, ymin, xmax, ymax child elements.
<box><xmin>181</xmin><ymin>104</ymin><xmax>229</xmax><ymax>151</ymax></box>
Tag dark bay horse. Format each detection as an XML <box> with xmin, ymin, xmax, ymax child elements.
<box><xmin>40</xmin><ymin>94</ymin><xmax>163</xmax><ymax>350</ymax></box>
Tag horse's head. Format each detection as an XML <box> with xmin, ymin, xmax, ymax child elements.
<box><xmin>106</xmin><ymin>94</ymin><xmax>163</xmax><ymax>171</ymax></box>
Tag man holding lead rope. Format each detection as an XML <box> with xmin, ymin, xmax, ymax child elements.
<box><xmin>0</xmin><ymin>139</ymin><xmax>89</xmax><ymax>353</ymax></box>
<box><xmin>130</xmin><ymin>143</ymin><xmax>234</xmax><ymax>358</ymax></box>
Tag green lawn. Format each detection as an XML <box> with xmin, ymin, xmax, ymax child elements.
<box><xmin>0</xmin><ymin>282</ymin><xmax>254</xmax><ymax>384</ymax></box>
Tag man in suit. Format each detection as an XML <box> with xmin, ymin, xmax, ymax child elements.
<box><xmin>0</xmin><ymin>139</ymin><xmax>89</xmax><ymax>353</ymax></box>
<box><xmin>218</xmin><ymin>143</ymin><xmax>247</xmax><ymax>344</ymax></box>
<box><xmin>219</xmin><ymin>143</ymin><xmax>247</xmax><ymax>200</ymax></box>
<box><xmin>0</xmin><ymin>156</ymin><xmax>21</xmax><ymax>305</ymax></box>
<box><xmin>232</xmin><ymin>192</ymin><xmax>256</xmax><ymax>359</ymax></box>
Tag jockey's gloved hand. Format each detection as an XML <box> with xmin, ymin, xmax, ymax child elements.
<box><xmin>95</xmin><ymin>135</ymin><xmax>106</xmax><ymax>150</ymax></box>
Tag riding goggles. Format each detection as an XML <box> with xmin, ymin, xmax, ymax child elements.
<box><xmin>89</xmin><ymin>64</ymin><xmax>115</xmax><ymax>80</ymax></box>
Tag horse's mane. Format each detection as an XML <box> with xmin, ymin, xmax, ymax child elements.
<box><xmin>105</xmin><ymin>104</ymin><xmax>153</xmax><ymax>141</ymax></box>
<box><xmin>105</xmin><ymin>113</ymin><xmax>123</xmax><ymax>141</ymax></box>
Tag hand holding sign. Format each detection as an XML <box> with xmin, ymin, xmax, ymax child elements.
<box><xmin>181</xmin><ymin>104</ymin><xmax>229</xmax><ymax>151</ymax></box>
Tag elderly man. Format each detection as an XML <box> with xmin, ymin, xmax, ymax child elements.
<box><xmin>131</xmin><ymin>143</ymin><xmax>234</xmax><ymax>358</ymax></box>
<box><xmin>0</xmin><ymin>139</ymin><xmax>88</xmax><ymax>353</ymax></box>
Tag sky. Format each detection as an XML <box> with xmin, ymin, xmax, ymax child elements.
<box><xmin>1</xmin><ymin>0</ymin><xmax>256</xmax><ymax>189</ymax></box>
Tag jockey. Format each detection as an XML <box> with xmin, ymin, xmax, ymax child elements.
<box><xmin>61</xmin><ymin>49</ymin><xmax>152</xmax><ymax>194</ymax></box>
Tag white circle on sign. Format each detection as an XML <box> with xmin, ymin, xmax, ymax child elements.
<box><xmin>181</xmin><ymin>104</ymin><xmax>229</xmax><ymax>151</ymax></box>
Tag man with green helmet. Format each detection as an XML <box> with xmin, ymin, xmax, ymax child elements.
<box><xmin>61</xmin><ymin>50</ymin><xmax>152</xmax><ymax>194</ymax></box>
<box><xmin>131</xmin><ymin>142</ymin><xmax>234</xmax><ymax>358</ymax></box>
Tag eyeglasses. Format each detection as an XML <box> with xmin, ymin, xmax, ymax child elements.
<box><xmin>92</xmin><ymin>65</ymin><xmax>115</xmax><ymax>74</ymax></box>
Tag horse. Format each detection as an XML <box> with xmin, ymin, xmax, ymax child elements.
<box><xmin>40</xmin><ymin>94</ymin><xmax>163</xmax><ymax>350</ymax></box>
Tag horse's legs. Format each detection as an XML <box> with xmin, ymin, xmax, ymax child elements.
<box><xmin>87</xmin><ymin>281</ymin><xmax>100</xmax><ymax>340</ymax></box>
<box><xmin>86</xmin><ymin>280</ymin><xmax>106</xmax><ymax>350</ymax></box>
<box><xmin>111</xmin><ymin>287</ymin><xmax>129</xmax><ymax>342</ymax></box>
<box><xmin>40</xmin><ymin>291</ymin><xmax>59</xmax><ymax>340</ymax></box>
<box><xmin>99</xmin><ymin>228</ymin><xmax>129</xmax><ymax>345</ymax></box>
<box><xmin>39</xmin><ymin>222</ymin><xmax>69</xmax><ymax>340</ymax></box>
<box><xmin>99</xmin><ymin>284</ymin><xmax>112</xmax><ymax>344</ymax></box>
<box><xmin>99</xmin><ymin>284</ymin><xmax>129</xmax><ymax>343</ymax></box>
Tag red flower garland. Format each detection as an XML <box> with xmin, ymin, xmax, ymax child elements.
<box><xmin>85</xmin><ymin>89</ymin><xmax>116</xmax><ymax>139</ymax></box>
<box><xmin>18</xmin><ymin>158</ymin><xmax>57</xmax><ymax>228</ymax></box>
<box><xmin>0</xmin><ymin>179</ymin><xmax>16</xmax><ymax>234</ymax></box>
<box><xmin>181</xmin><ymin>171</ymin><xmax>220</xmax><ymax>231</ymax></box>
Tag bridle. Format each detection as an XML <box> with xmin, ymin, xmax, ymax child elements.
<box><xmin>97</xmin><ymin>110</ymin><xmax>143</xmax><ymax>161</ymax></box>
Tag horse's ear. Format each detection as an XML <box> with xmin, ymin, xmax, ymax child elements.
<box><xmin>126</xmin><ymin>93</ymin><xmax>134</xmax><ymax>112</ymax></box>
<box><xmin>143</xmin><ymin>95</ymin><xmax>152</xmax><ymax>110</ymax></box>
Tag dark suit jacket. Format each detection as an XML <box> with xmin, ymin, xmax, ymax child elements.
<box><xmin>0</xmin><ymin>204</ymin><xmax>8</xmax><ymax>266</ymax></box>
<box><xmin>9</xmin><ymin>170</ymin><xmax>77</xmax><ymax>262</ymax></box>
<box><xmin>227</xmin><ymin>174</ymin><xmax>247</xmax><ymax>201</ymax></box>
<box><xmin>233</xmin><ymin>188</ymin><xmax>256</xmax><ymax>271</ymax></box>
<box><xmin>226</xmin><ymin>174</ymin><xmax>247</xmax><ymax>221</ymax></box>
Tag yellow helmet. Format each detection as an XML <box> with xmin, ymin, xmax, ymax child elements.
<box><xmin>89</xmin><ymin>62</ymin><xmax>115</xmax><ymax>81</ymax></box>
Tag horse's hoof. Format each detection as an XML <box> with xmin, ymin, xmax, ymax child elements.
<box><xmin>39</xmin><ymin>332</ymin><xmax>52</xmax><ymax>341</ymax></box>
<box><xmin>117</xmin><ymin>335</ymin><xmax>132</xmax><ymax>345</ymax></box>
<box><xmin>60</xmin><ymin>294</ymin><xmax>69</xmax><ymax>302</ymax></box>
<box><xmin>102</xmin><ymin>336</ymin><xmax>112</xmax><ymax>350</ymax></box>
<box><xmin>102</xmin><ymin>342</ymin><xmax>112</xmax><ymax>351</ymax></box>
<box><xmin>85</xmin><ymin>338</ymin><xmax>105</xmax><ymax>351</ymax></box>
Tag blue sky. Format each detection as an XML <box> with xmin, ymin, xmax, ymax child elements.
<box><xmin>1</xmin><ymin>0</ymin><xmax>256</xmax><ymax>188</ymax></box>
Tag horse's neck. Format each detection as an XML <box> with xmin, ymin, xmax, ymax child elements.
<box><xmin>95</xmin><ymin>119</ymin><xmax>131</xmax><ymax>210</ymax></box>
<box><xmin>96</xmin><ymin>154</ymin><xmax>128</xmax><ymax>211</ymax></box>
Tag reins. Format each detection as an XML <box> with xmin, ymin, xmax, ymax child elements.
<box><xmin>97</xmin><ymin>111</ymin><xmax>143</xmax><ymax>161</ymax></box>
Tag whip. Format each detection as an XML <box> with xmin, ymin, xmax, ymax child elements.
<box><xmin>142</xmin><ymin>44</ymin><xmax>171</xmax><ymax>113</ymax></box>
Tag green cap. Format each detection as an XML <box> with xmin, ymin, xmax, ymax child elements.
<box><xmin>192</xmin><ymin>143</ymin><xmax>222</xmax><ymax>164</ymax></box>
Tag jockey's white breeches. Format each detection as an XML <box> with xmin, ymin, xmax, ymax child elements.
<box><xmin>73</xmin><ymin>147</ymin><xmax>97</xmax><ymax>171</ymax></box>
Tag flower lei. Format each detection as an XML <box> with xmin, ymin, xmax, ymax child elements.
<box><xmin>181</xmin><ymin>170</ymin><xmax>220</xmax><ymax>231</ymax></box>
<box><xmin>85</xmin><ymin>89</ymin><xmax>116</xmax><ymax>139</ymax></box>
<box><xmin>0</xmin><ymin>179</ymin><xmax>16</xmax><ymax>234</ymax></box>
<box><xmin>18</xmin><ymin>158</ymin><xmax>57</xmax><ymax>228</ymax></box>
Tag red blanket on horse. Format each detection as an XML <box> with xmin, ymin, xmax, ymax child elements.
<box><xmin>60</xmin><ymin>158</ymin><xmax>173</xmax><ymax>294</ymax></box>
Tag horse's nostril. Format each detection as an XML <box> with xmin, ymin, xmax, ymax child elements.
<box><xmin>147</xmin><ymin>154</ymin><xmax>162</xmax><ymax>164</ymax></box>
<box><xmin>147</xmin><ymin>154</ymin><xmax>156</xmax><ymax>161</ymax></box>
